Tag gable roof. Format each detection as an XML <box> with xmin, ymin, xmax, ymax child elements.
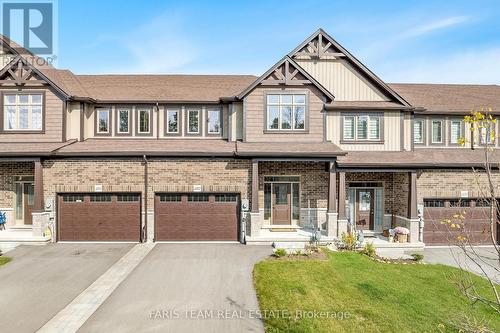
<box><xmin>75</xmin><ymin>74</ymin><xmax>257</xmax><ymax>103</ymax></box>
<box><xmin>390</xmin><ymin>83</ymin><xmax>500</xmax><ymax>113</ymax></box>
<box><xmin>236</xmin><ymin>56</ymin><xmax>335</xmax><ymax>101</ymax></box>
<box><xmin>289</xmin><ymin>29</ymin><xmax>411</xmax><ymax>107</ymax></box>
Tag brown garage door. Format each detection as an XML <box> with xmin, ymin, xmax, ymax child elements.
<box><xmin>58</xmin><ymin>193</ymin><xmax>141</xmax><ymax>242</ymax></box>
<box><xmin>155</xmin><ymin>193</ymin><xmax>239</xmax><ymax>241</ymax></box>
<box><xmin>423</xmin><ymin>198</ymin><xmax>497</xmax><ymax>245</ymax></box>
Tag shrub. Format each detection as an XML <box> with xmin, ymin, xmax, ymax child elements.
<box><xmin>362</xmin><ymin>242</ymin><xmax>376</xmax><ymax>258</ymax></box>
<box><xmin>273</xmin><ymin>248</ymin><xmax>287</xmax><ymax>257</ymax></box>
<box><xmin>338</xmin><ymin>232</ymin><xmax>358</xmax><ymax>251</ymax></box>
<box><xmin>411</xmin><ymin>253</ymin><xmax>424</xmax><ymax>262</ymax></box>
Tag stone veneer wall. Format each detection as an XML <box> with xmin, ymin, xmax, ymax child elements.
<box><xmin>417</xmin><ymin>169</ymin><xmax>500</xmax><ymax>202</ymax></box>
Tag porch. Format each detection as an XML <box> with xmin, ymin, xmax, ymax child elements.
<box><xmin>0</xmin><ymin>159</ymin><xmax>51</xmax><ymax>250</ymax></box>
<box><xmin>245</xmin><ymin>159</ymin><xmax>424</xmax><ymax>249</ymax></box>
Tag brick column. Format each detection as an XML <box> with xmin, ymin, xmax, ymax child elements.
<box><xmin>408</xmin><ymin>171</ymin><xmax>417</xmax><ymax>219</ymax></box>
<box><xmin>337</xmin><ymin>171</ymin><xmax>348</xmax><ymax>236</ymax></box>
<box><xmin>33</xmin><ymin>159</ymin><xmax>44</xmax><ymax>212</ymax></box>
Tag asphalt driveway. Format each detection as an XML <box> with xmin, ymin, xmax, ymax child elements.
<box><xmin>424</xmin><ymin>246</ymin><xmax>500</xmax><ymax>283</ymax></box>
<box><xmin>79</xmin><ymin>244</ymin><xmax>272</xmax><ymax>333</ymax></box>
<box><xmin>0</xmin><ymin>243</ymin><xmax>133</xmax><ymax>333</ymax></box>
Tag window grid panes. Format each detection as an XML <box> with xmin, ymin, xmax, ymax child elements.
<box><xmin>97</xmin><ymin>108</ymin><xmax>110</xmax><ymax>133</ymax></box>
<box><xmin>188</xmin><ymin>110</ymin><xmax>200</xmax><ymax>133</ymax></box>
<box><xmin>3</xmin><ymin>94</ymin><xmax>43</xmax><ymax>130</ymax></box>
<box><xmin>117</xmin><ymin>109</ymin><xmax>130</xmax><ymax>133</ymax></box>
<box><xmin>63</xmin><ymin>194</ymin><xmax>84</xmax><ymax>203</ymax></box>
<box><xmin>207</xmin><ymin>110</ymin><xmax>221</xmax><ymax>134</ymax></box>
<box><xmin>414</xmin><ymin>119</ymin><xmax>424</xmax><ymax>143</ymax></box>
<box><xmin>117</xmin><ymin>194</ymin><xmax>139</xmax><ymax>202</ymax></box>
<box><xmin>214</xmin><ymin>194</ymin><xmax>237</xmax><ymax>202</ymax></box>
<box><xmin>138</xmin><ymin>109</ymin><xmax>150</xmax><ymax>133</ymax></box>
<box><xmin>266</xmin><ymin>94</ymin><xmax>306</xmax><ymax>131</ymax></box>
<box><xmin>90</xmin><ymin>194</ymin><xmax>112</xmax><ymax>202</ymax></box>
<box><xmin>431</xmin><ymin>120</ymin><xmax>443</xmax><ymax>143</ymax></box>
<box><xmin>166</xmin><ymin>110</ymin><xmax>179</xmax><ymax>133</ymax></box>
<box><xmin>187</xmin><ymin>194</ymin><xmax>209</xmax><ymax>202</ymax></box>
<box><xmin>450</xmin><ymin>120</ymin><xmax>462</xmax><ymax>144</ymax></box>
<box><xmin>423</xmin><ymin>199</ymin><xmax>445</xmax><ymax>208</ymax></box>
<box><xmin>343</xmin><ymin>115</ymin><xmax>381</xmax><ymax>141</ymax></box>
<box><xmin>159</xmin><ymin>194</ymin><xmax>182</xmax><ymax>202</ymax></box>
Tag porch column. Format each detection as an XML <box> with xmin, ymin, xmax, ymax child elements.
<box><xmin>249</xmin><ymin>159</ymin><xmax>262</xmax><ymax>238</ymax></box>
<box><xmin>251</xmin><ymin>159</ymin><xmax>259</xmax><ymax>213</ymax></box>
<box><xmin>408</xmin><ymin>171</ymin><xmax>417</xmax><ymax>219</ymax></box>
<box><xmin>408</xmin><ymin>171</ymin><xmax>420</xmax><ymax>243</ymax></box>
<box><xmin>327</xmin><ymin>162</ymin><xmax>337</xmax><ymax>213</ymax></box>
<box><xmin>326</xmin><ymin>163</ymin><xmax>339</xmax><ymax>238</ymax></box>
<box><xmin>337</xmin><ymin>171</ymin><xmax>348</xmax><ymax>236</ymax></box>
<box><xmin>338</xmin><ymin>171</ymin><xmax>346</xmax><ymax>220</ymax></box>
<box><xmin>33</xmin><ymin>159</ymin><xmax>44</xmax><ymax>212</ymax></box>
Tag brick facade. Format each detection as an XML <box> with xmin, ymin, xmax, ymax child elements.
<box><xmin>43</xmin><ymin>158</ymin><xmax>252</xmax><ymax>208</ymax></box>
<box><xmin>417</xmin><ymin>169</ymin><xmax>500</xmax><ymax>202</ymax></box>
<box><xmin>0</xmin><ymin>162</ymin><xmax>34</xmax><ymax>207</ymax></box>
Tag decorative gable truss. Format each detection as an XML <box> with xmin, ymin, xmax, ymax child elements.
<box><xmin>292</xmin><ymin>32</ymin><xmax>346</xmax><ymax>60</ymax></box>
<box><xmin>0</xmin><ymin>55</ymin><xmax>47</xmax><ymax>86</ymax></box>
<box><xmin>237</xmin><ymin>56</ymin><xmax>335</xmax><ymax>101</ymax></box>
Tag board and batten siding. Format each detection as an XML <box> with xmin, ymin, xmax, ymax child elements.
<box><xmin>327</xmin><ymin>111</ymin><xmax>402</xmax><ymax>151</ymax></box>
<box><xmin>244</xmin><ymin>86</ymin><xmax>326</xmax><ymax>143</ymax></box>
<box><xmin>0</xmin><ymin>88</ymin><xmax>64</xmax><ymax>142</ymax></box>
<box><xmin>296</xmin><ymin>59</ymin><xmax>389</xmax><ymax>102</ymax></box>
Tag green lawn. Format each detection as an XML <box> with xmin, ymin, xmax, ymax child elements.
<box><xmin>0</xmin><ymin>256</ymin><xmax>11</xmax><ymax>266</ymax></box>
<box><xmin>254</xmin><ymin>251</ymin><xmax>500</xmax><ymax>333</ymax></box>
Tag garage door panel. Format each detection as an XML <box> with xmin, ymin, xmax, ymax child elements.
<box><xmin>58</xmin><ymin>193</ymin><xmax>140</xmax><ymax>242</ymax></box>
<box><xmin>423</xmin><ymin>200</ymin><xmax>496</xmax><ymax>245</ymax></box>
<box><xmin>155</xmin><ymin>193</ymin><xmax>239</xmax><ymax>241</ymax></box>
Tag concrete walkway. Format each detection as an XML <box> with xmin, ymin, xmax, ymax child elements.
<box><xmin>424</xmin><ymin>246</ymin><xmax>500</xmax><ymax>283</ymax></box>
<box><xmin>78</xmin><ymin>244</ymin><xmax>272</xmax><ymax>333</ymax></box>
<box><xmin>0</xmin><ymin>243</ymin><xmax>133</xmax><ymax>333</ymax></box>
<box><xmin>38</xmin><ymin>243</ymin><xmax>155</xmax><ymax>333</ymax></box>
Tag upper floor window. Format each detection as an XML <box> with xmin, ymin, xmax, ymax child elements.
<box><xmin>137</xmin><ymin>108</ymin><xmax>151</xmax><ymax>134</ymax></box>
<box><xmin>413</xmin><ymin>119</ymin><xmax>424</xmax><ymax>144</ymax></box>
<box><xmin>266</xmin><ymin>94</ymin><xmax>306</xmax><ymax>131</ymax></box>
<box><xmin>207</xmin><ymin>109</ymin><xmax>221</xmax><ymax>134</ymax></box>
<box><xmin>166</xmin><ymin>109</ymin><xmax>180</xmax><ymax>134</ymax></box>
<box><xmin>431</xmin><ymin>120</ymin><xmax>443</xmax><ymax>144</ymax></box>
<box><xmin>480</xmin><ymin>126</ymin><xmax>495</xmax><ymax>145</ymax></box>
<box><xmin>187</xmin><ymin>109</ymin><xmax>200</xmax><ymax>134</ymax></box>
<box><xmin>96</xmin><ymin>108</ymin><xmax>110</xmax><ymax>134</ymax></box>
<box><xmin>343</xmin><ymin>114</ymin><xmax>381</xmax><ymax>141</ymax></box>
<box><xmin>3</xmin><ymin>93</ymin><xmax>43</xmax><ymax>131</ymax></box>
<box><xmin>117</xmin><ymin>108</ymin><xmax>130</xmax><ymax>134</ymax></box>
<box><xmin>449</xmin><ymin>119</ymin><xmax>463</xmax><ymax>144</ymax></box>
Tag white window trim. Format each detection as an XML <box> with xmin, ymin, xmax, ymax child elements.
<box><xmin>96</xmin><ymin>108</ymin><xmax>110</xmax><ymax>134</ymax></box>
<box><xmin>3</xmin><ymin>94</ymin><xmax>43</xmax><ymax>131</ymax></box>
<box><xmin>187</xmin><ymin>109</ymin><xmax>200</xmax><ymax>134</ymax></box>
<box><xmin>166</xmin><ymin>109</ymin><xmax>180</xmax><ymax>134</ymax></box>
<box><xmin>413</xmin><ymin>119</ymin><xmax>425</xmax><ymax>144</ymax></box>
<box><xmin>342</xmin><ymin>114</ymin><xmax>381</xmax><ymax>141</ymax></box>
<box><xmin>137</xmin><ymin>108</ymin><xmax>151</xmax><ymax>134</ymax></box>
<box><xmin>207</xmin><ymin>109</ymin><xmax>221</xmax><ymax>134</ymax></box>
<box><xmin>116</xmin><ymin>108</ymin><xmax>130</xmax><ymax>134</ymax></box>
<box><xmin>266</xmin><ymin>93</ymin><xmax>306</xmax><ymax>131</ymax></box>
<box><xmin>431</xmin><ymin>119</ymin><xmax>444</xmax><ymax>144</ymax></box>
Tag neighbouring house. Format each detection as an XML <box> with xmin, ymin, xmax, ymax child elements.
<box><xmin>1</xmin><ymin>29</ymin><xmax>499</xmax><ymax>248</ymax></box>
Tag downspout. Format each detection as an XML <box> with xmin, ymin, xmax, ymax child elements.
<box><xmin>143</xmin><ymin>155</ymin><xmax>148</xmax><ymax>242</ymax></box>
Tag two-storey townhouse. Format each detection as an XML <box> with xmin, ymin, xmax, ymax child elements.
<box><xmin>1</xmin><ymin>29</ymin><xmax>499</xmax><ymax>248</ymax></box>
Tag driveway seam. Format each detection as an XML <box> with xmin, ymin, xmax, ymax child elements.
<box><xmin>37</xmin><ymin>243</ymin><xmax>155</xmax><ymax>333</ymax></box>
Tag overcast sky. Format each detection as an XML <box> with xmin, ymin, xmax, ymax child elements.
<box><xmin>55</xmin><ymin>0</ymin><xmax>500</xmax><ymax>84</ymax></box>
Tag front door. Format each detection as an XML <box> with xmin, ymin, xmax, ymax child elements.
<box><xmin>272</xmin><ymin>183</ymin><xmax>291</xmax><ymax>225</ymax></box>
<box><xmin>15</xmin><ymin>182</ymin><xmax>34</xmax><ymax>225</ymax></box>
<box><xmin>356</xmin><ymin>189</ymin><xmax>374</xmax><ymax>230</ymax></box>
